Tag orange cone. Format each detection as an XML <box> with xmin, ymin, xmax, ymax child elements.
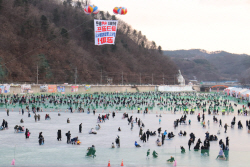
<box><xmin>107</xmin><ymin>160</ymin><xmax>111</xmax><ymax>167</ymax></box>
<box><xmin>121</xmin><ymin>159</ymin><xmax>124</xmax><ymax>166</ymax></box>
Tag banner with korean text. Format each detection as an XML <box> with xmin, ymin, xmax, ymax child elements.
<box><xmin>94</xmin><ymin>19</ymin><xmax>118</xmax><ymax>45</ymax></box>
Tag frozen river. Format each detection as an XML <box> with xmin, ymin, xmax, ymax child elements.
<box><xmin>1</xmin><ymin>110</ymin><xmax>250</xmax><ymax>167</ymax></box>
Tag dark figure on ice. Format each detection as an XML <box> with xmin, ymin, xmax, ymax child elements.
<box><xmin>57</xmin><ymin>130</ymin><xmax>62</xmax><ymax>141</ymax></box>
<box><xmin>66</xmin><ymin>131</ymin><xmax>71</xmax><ymax>144</ymax></box>
<box><xmin>79</xmin><ymin>123</ymin><xmax>82</xmax><ymax>133</ymax></box>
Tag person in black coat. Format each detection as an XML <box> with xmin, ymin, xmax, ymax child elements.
<box><xmin>38</xmin><ymin>132</ymin><xmax>44</xmax><ymax>145</ymax></box>
<box><xmin>219</xmin><ymin>119</ymin><xmax>222</xmax><ymax>127</ymax></box>
<box><xmin>4</xmin><ymin>121</ymin><xmax>8</xmax><ymax>128</ymax></box>
<box><xmin>161</xmin><ymin>133</ymin><xmax>165</xmax><ymax>145</ymax></box>
<box><xmin>226</xmin><ymin>137</ymin><xmax>229</xmax><ymax>147</ymax></box>
<box><xmin>57</xmin><ymin>130</ymin><xmax>62</xmax><ymax>141</ymax></box>
<box><xmin>158</xmin><ymin>127</ymin><xmax>161</xmax><ymax>137</ymax></box>
<box><xmin>188</xmin><ymin>139</ymin><xmax>192</xmax><ymax>150</ymax></box>
<box><xmin>142</xmin><ymin>133</ymin><xmax>147</xmax><ymax>143</ymax></box>
<box><xmin>1</xmin><ymin>119</ymin><xmax>5</xmax><ymax>127</ymax></box>
<box><xmin>25</xmin><ymin>128</ymin><xmax>30</xmax><ymax>139</ymax></box>
<box><xmin>79</xmin><ymin>123</ymin><xmax>82</xmax><ymax>133</ymax></box>
<box><xmin>66</xmin><ymin>131</ymin><xmax>71</xmax><ymax>144</ymax></box>
<box><xmin>146</xmin><ymin>129</ymin><xmax>150</xmax><ymax>141</ymax></box>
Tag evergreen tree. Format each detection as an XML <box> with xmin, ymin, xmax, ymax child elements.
<box><xmin>0</xmin><ymin>0</ymin><xmax>2</xmax><ymax>11</ymax></box>
<box><xmin>61</xmin><ymin>28</ymin><xmax>68</xmax><ymax>39</ymax></box>
<box><xmin>158</xmin><ymin>46</ymin><xmax>162</xmax><ymax>54</ymax></box>
<box><xmin>40</xmin><ymin>15</ymin><xmax>48</xmax><ymax>32</ymax></box>
<box><xmin>53</xmin><ymin>9</ymin><xmax>60</xmax><ymax>24</ymax></box>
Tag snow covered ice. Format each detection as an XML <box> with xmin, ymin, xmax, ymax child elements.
<box><xmin>1</xmin><ymin>110</ymin><xmax>250</xmax><ymax>167</ymax></box>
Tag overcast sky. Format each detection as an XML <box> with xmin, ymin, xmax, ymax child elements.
<box><xmin>89</xmin><ymin>0</ymin><xmax>250</xmax><ymax>54</ymax></box>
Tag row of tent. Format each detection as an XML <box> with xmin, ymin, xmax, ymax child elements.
<box><xmin>224</xmin><ymin>87</ymin><xmax>250</xmax><ymax>98</ymax></box>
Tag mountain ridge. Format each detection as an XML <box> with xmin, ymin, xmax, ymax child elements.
<box><xmin>0</xmin><ymin>0</ymin><xmax>178</xmax><ymax>84</ymax></box>
<box><xmin>163</xmin><ymin>49</ymin><xmax>250</xmax><ymax>82</ymax></box>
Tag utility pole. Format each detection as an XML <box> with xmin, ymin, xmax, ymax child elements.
<box><xmin>37</xmin><ymin>64</ymin><xmax>38</xmax><ymax>84</ymax></box>
<box><xmin>174</xmin><ymin>75</ymin><xmax>175</xmax><ymax>85</ymax></box>
<box><xmin>140</xmin><ymin>73</ymin><xmax>141</xmax><ymax>85</ymax></box>
<box><xmin>122</xmin><ymin>71</ymin><xmax>123</xmax><ymax>85</ymax></box>
<box><xmin>100</xmin><ymin>69</ymin><xmax>102</xmax><ymax>85</ymax></box>
<box><xmin>152</xmin><ymin>73</ymin><xmax>153</xmax><ymax>85</ymax></box>
<box><xmin>74</xmin><ymin>67</ymin><xmax>77</xmax><ymax>85</ymax></box>
<box><xmin>163</xmin><ymin>73</ymin><xmax>165</xmax><ymax>85</ymax></box>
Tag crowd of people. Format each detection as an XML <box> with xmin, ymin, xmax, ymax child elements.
<box><xmin>1</xmin><ymin>91</ymin><xmax>250</xmax><ymax>165</ymax></box>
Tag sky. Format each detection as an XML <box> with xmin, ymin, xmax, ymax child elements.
<box><xmin>88</xmin><ymin>0</ymin><xmax>250</xmax><ymax>54</ymax></box>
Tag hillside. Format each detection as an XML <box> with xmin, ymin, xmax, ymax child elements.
<box><xmin>0</xmin><ymin>0</ymin><xmax>178</xmax><ymax>84</ymax></box>
<box><xmin>163</xmin><ymin>49</ymin><xmax>250</xmax><ymax>82</ymax></box>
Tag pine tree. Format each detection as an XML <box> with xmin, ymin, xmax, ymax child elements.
<box><xmin>53</xmin><ymin>9</ymin><xmax>60</xmax><ymax>24</ymax></box>
<box><xmin>40</xmin><ymin>15</ymin><xmax>48</xmax><ymax>32</ymax></box>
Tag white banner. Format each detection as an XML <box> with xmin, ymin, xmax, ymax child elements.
<box><xmin>94</xmin><ymin>19</ymin><xmax>118</xmax><ymax>45</ymax></box>
<box><xmin>158</xmin><ymin>86</ymin><xmax>194</xmax><ymax>92</ymax></box>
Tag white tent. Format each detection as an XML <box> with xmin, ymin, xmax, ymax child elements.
<box><xmin>240</xmin><ymin>90</ymin><xmax>250</xmax><ymax>97</ymax></box>
<box><xmin>238</xmin><ymin>89</ymin><xmax>249</xmax><ymax>96</ymax></box>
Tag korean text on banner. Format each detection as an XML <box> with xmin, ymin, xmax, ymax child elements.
<box><xmin>94</xmin><ymin>19</ymin><xmax>118</xmax><ymax>45</ymax></box>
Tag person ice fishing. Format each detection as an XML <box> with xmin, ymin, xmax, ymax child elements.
<box><xmin>226</xmin><ymin>137</ymin><xmax>229</xmax><ymax>147</ymax></box>
<box><xmin>188</xmin><ymin>139</ymin><xmax>192</xmax><ymax>150</ymax></box>
<box><xmin>152</xmin><ymin>150</ymin><xmax>158</xmax><ymax>158</ymax></box>
<box><xmin>57</xmin><ymin>130</ymin><xmax>62</xmax><ymax>141</ymax></box>
<box><xmin>205</xmin><ymin>131</ymin><xmax>209</xmax><ymax>140</ymax></box>
<box><xmin>22</xmin><ymin>109</ymin><xmax>24</xmax><ymax>115</ymax></box>
<box><xmin>146</xmin><ymin>149</ymin><xmax>150</xmax><ymax>159</ymax></box>
<box><xmin>167</xmin><ymin>156</ymin><xmax>175</xmax><ymax>162</ymax></box>
<box><xmin>219</xmin><ymin>119</ymin><xmax>222</xmax><ymax>127</ymax></box>
<box><xmin>4</xmin><ymin>121</ymin><xmax>8</xmax><ymax>129</ymax></box>
<box><xmin>158</xmin><ymin>127</ymin><xmax>161</xmax><ymax>137</ymax></box>
<box><xmin>66</xmin><ymin>131</ymin><xmax>71</xmax><ymax>144</ymax></box>
<box><xmin>224</xmin><ymin>123</ymin><xmax>229</xmax><ymax>133</ymax></box>
<box><xmin>7</xmin><ymin>109</ymin><xmax>9</xmax><ymax>116</ymax></box>
<box><xmin>79</xmin><ymin>123</ymin><xmax>82</xmax><ymax>133</ymax></box>
<box><xmin>216</xmin><ymin>149</ymin><xmax>225</xmax><ymax>159</ymax></box>
<box><xmin>86</xmin><ymin>145</ymin><xmax>96</xmax><ymax>158</ymax></box>
<box><xmin>70</xmin><ymin>136</ymin><xmax>79</xmax><ymax>145</ymax></box>
<box><xmin>111</xmin><ymin>142</ymin><xmax>115</xmax><ymax>148</ymax></box>
<box><xmin>38</xmin><ymin>132</ymin><xmax>44</xmax><ymax>145</ymax></box>
<box><xmin>142</xmin><ymin>132</ymin><xmax>146</xmax><ymax>143</ymax></box>
<box><xmin>115</xmin><ymin>136</ymin><xmax>120</xmax><ymax>148</ymax></box>
<box><xmin>34</xmin><ymin>114</ymin><xmax>37</xmax><ymax>122</ymax></box>
<box><xmin>135</xmin><ymin>141</ymin><xmax>141</xmax><ymax>147</ymax></box>
<box><xmin>180</xmin><ymin>146</ymin><xmax>185</xmax><ymax>153</ymax></box>
<box><xmin>67</xmin><ymin>118</ymin><xmax>70</xmax><ymax>123</ymax></box>
<box><xmin>146</xmin><ymin>129</ymin><xmax>150</xmax><ymax>141</ymax></box>
<box><xmin>139</xmin><ymin>127</ymin><xmax>143</xmax><ymax>137</ymax></box>
<box><xmin>25</xmin><ymin>128</ymin><xmax>30</xmax><ymax>139</ymax></box>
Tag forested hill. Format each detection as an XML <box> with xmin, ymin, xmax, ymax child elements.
<box><xmin>0</xmin><ymin>0</ymin><xmax>178</xmax><ymax>84</ymax></box>
<box><xmin>164</xmin><ymin>49</ymin><xmax>250</xmax><ymax>82</ymax></box>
